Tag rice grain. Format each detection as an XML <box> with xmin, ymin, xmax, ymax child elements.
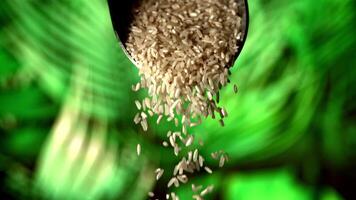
<box><xmin>136</xmin><ymin>144</ymin><xmax>141</xmax><ymax>156</ymax></box>
<box><xmin>156</xmin><ymin>168</ymin><xmax>164</xmax><ymax>180</ymax></box>
<box><xmin>204</xmin><ymin>166</ymin><xmax>212</xmax><ymax>174</ymax></box>
<box><xmin>192</xmin><ymin>184</ymin><xmax>203</xmax><ymax>193</ymax></box>
<box><xmin>148</xmin><ymin>192</ymin><xmax>154</xmax><ymax>197</ymax></box>
<box><xmin>193</xmin><ymin>149</ymin><xmax>199</xmax><ymax>162</ymax></box>
<box><xmin>219</xmin><ymin>155</ymin><xmax>225</xmax><ymax>167</ymax></box>
<box><xmin>168</xmin><ymin>177</ymin><xmax>179</xmax><ymax>188</ymax></box>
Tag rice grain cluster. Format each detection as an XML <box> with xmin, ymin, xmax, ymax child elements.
<box><xmin>128</xmin><ymin>0</ymin><xmax>242</xmax><ymax>128</ymax></box>
<box><xmin>127</xmin><ymin>0</ymin><xmax>243</xmax><ymax>199</ymax></box>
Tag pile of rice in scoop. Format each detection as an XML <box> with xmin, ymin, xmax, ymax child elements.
<box><xmin>126</xmin><ymin>0</ymin><xmax>243</xmax><ymax>199</ymax></box>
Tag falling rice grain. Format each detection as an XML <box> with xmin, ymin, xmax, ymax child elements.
<box><xmin>174</xmin><ymin>118</ymin><xmax>179</xmax><ymax>127</ymax></box>
<box><xmin>132</xmin><ymin>83</ymin><xmax>140</xmax><ymax>91</ymax></box>
<box><xmin>200</xmin><ymin>189</ymin><xmax>208</xmax><ymax>196</ymax></box>
<box><xmin>136</xmin><ymin>144</ymin><xmax>141</xmax><ymax>156</ymax></box>
<box><xmin>135</xmin><ymin>100</ymin><xmax>142</xmax><ymax>110</ymax></box>
<box><xmin>200</xmin><ymin>185</ymin><xmax>214</xmax><ymax>196</ymax></box>
<box><xmin>134</xmin><ymin>113</ymin><xmax>141</xmax><ymax>124</ymax></box>
<box><xmin>177</xmin><ymin>175</ymin><xmax>188</xmax><ymax>183</ymax></box>
<box><xmin>168</xmin><ymin>177</ymin><xmax>179</xmax><ymax>188</ymax></box>
<box><xmin>193</xmin><ymin>195</ymin><xmax>203</xmax><ymax>200</ymax></box>
<box><xmin>167</xmin><ymin>116</ymin><xmax>174</xmax><ymax>122</ymax></box>
<box><xmin>148</xmin><ymin>110</ymin><xmax>154</xmax><ymax>116</ymax></box>
<box><xmin>188</xmin><ymin>151</ymin><xmax>193</xmax><ymax>162</ymax></box>
<box><xmin>211</xmin><ymin>152</ymin><xmax>218</xmax><ymax>159</ymax></box>
<box><xmin>192</xmin><ymin>184</ymin><xmax>203</xmax><ymax>193</ymax></box>
<box><xmin>141</xmin><ymin>119</ymin><xmax>148</xmax><ymax>131</ymax></box>
<box><xmin>167</xmin><ymin>131</ymin><xmax>172</xmax><ymax>137</ymax></box>
<box><xmin>173</xmin><ymin>163</ymin><xmax>180</xmax><ymax>176</ymax></box>
<box><xmin>204</xmin><ymin>166</ymin><xmax>212</xmax><ymax>174</ymax></box>
<box><xmin>156</xmin><ymin>115</ymin><xmax>163</xmax><ymax>124</ymax></box>
<box><xmin>198</xmin><ymin>155</ymin><xmax>204</xmax><ymax>167</ymax></box>
<box><xmin>141</xmin><ymin>112</ymin><xmax>147</xmax><ymax>119</ymax></box>
<box><xmin>169</xmin><ymin>136</ymin><xmax>176</xmax><ymax>147</ymax></box>
<box><xmin>182</xmin><ymin>124</ymin><xmax>187</xmax><ymax>134</ymax></box>
<box><xmin>156</xmin><ymin>168</ymin><xmax>164</xmax><ymax>180</ymax></box>
<box><xmin>225</xmin><ymin>154</ymin><xmax>230</xmax><ymax>162</ymax></box>
<box><xmin>221</xmin><ymin>108</ymin><xmax>228</xmax><ymax>117</ymax></box>
<box><xmin>178</xmin><ymin>162</ymin><xmax>185</xmax><ymax>175</ymax></box>
<box><xmin>193</xmin><ymin>149</ymin><xmax>199</xmax><ymax>162</ymax></box>
<box><xmin>174</xmin><ymin>145</ymin><xmax>180</xmax><ymax>156</ymax></box>
<box><xmin>155</xmin><ymin>168</ymin><xmax>162</xmax><ymax>173</ymax></box>
<box><xmin>148</xmin><ymin>192</ymin><xmax>154</xmax><ymax>197</ymax></box>
<box><xmin>219</xmin><ymin>155</ymin><xmax>225</xmax><ymax>167</ymax></box>
<box><xmin>171</xmin><ymin>192</ymin><xmax>179</xmax><ymax>200</ymax></box>
<box><xmin>185</xmin><ymin>135</ymin><xmax>194</xmax><ymax>146</ymax></box>
<box><xmin>145</xmin><ymin>98</ymin><xmax>151</xmax><ymax>108</ymax></box>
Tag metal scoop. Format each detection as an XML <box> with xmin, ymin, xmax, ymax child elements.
<box><xmin>108</xmin><ymin>0</ymin><xmax>249</xmax><ymax>67</ymax></box>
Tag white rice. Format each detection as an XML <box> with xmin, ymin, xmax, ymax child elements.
<box><xmin>162</xmin><ymin>141</ymin><xmax>169</xmax><ymax>147</ymax></box>
<box><xmin>128</xmin><ymin>0</ymin><xmax>241</xmax><ymax>129</ymax></box>
<box><xmin>148</xmin><ymin>192</ymin><xmax>154</xmax><ymax>197</ymax></box>
<box><xmin>128</xmin><ymin>0</ymin><xmax>243</xmax><ymax>198</ymax></box>
<box><xmin>185</xmin><ymin>135</ymin><xmax>194</xmax><ymax>146</ymax></box>
<box><xmin>192</xmin><ymin>184</ymin><xmax>202</xmax><ymax>193</ymax></box>
<box><xmin>219</xmin><ymin>155</ymin><xmax>226</xmax><ymax>167</ymax></box>
<box><xmin>167</xmin><ymin>177</ymin><xmax>179</xmax><ymax>188</ymax></box>
<box><xmin>192</xmin><ymin>195</ymin><xmax>203</xmax><ymax>200</ymax></box>
<box><xmin>200</xmin><ymin>185</ymin><xmax>214</xmax><ymax>196</ymax></box>
<box><xmin>156</xmin><ymin>168</ymin><xmax>164</xmax><ymax>180</ymax></box>
<box><xmin>177</xmin><ymin>174</ymin><xmax>188</xmax><ymax>183</ymax></box>
<box><xmin>136</xmin><ymin>144</ymin><xmax>141</xmax><ymax>156</ymax></box>
<box><xmin>193</xmin><ymin>149</ymin><xmax>199</xmax><ymax>162</ymax></box>
<box><xmin>135</xmin><ymin>100</ymin><xmax>142</xmax><ymax>110</ymax></box>
<box><xmin>204</xmin><ymin>166</ymin><xmax>212</xmax><ymax>174</ymax></box>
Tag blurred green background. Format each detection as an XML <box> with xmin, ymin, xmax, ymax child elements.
<box><xmin>0</xmin><ymin>0</ymin><xmax>355</xmax><ymax>199</ymax></box>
